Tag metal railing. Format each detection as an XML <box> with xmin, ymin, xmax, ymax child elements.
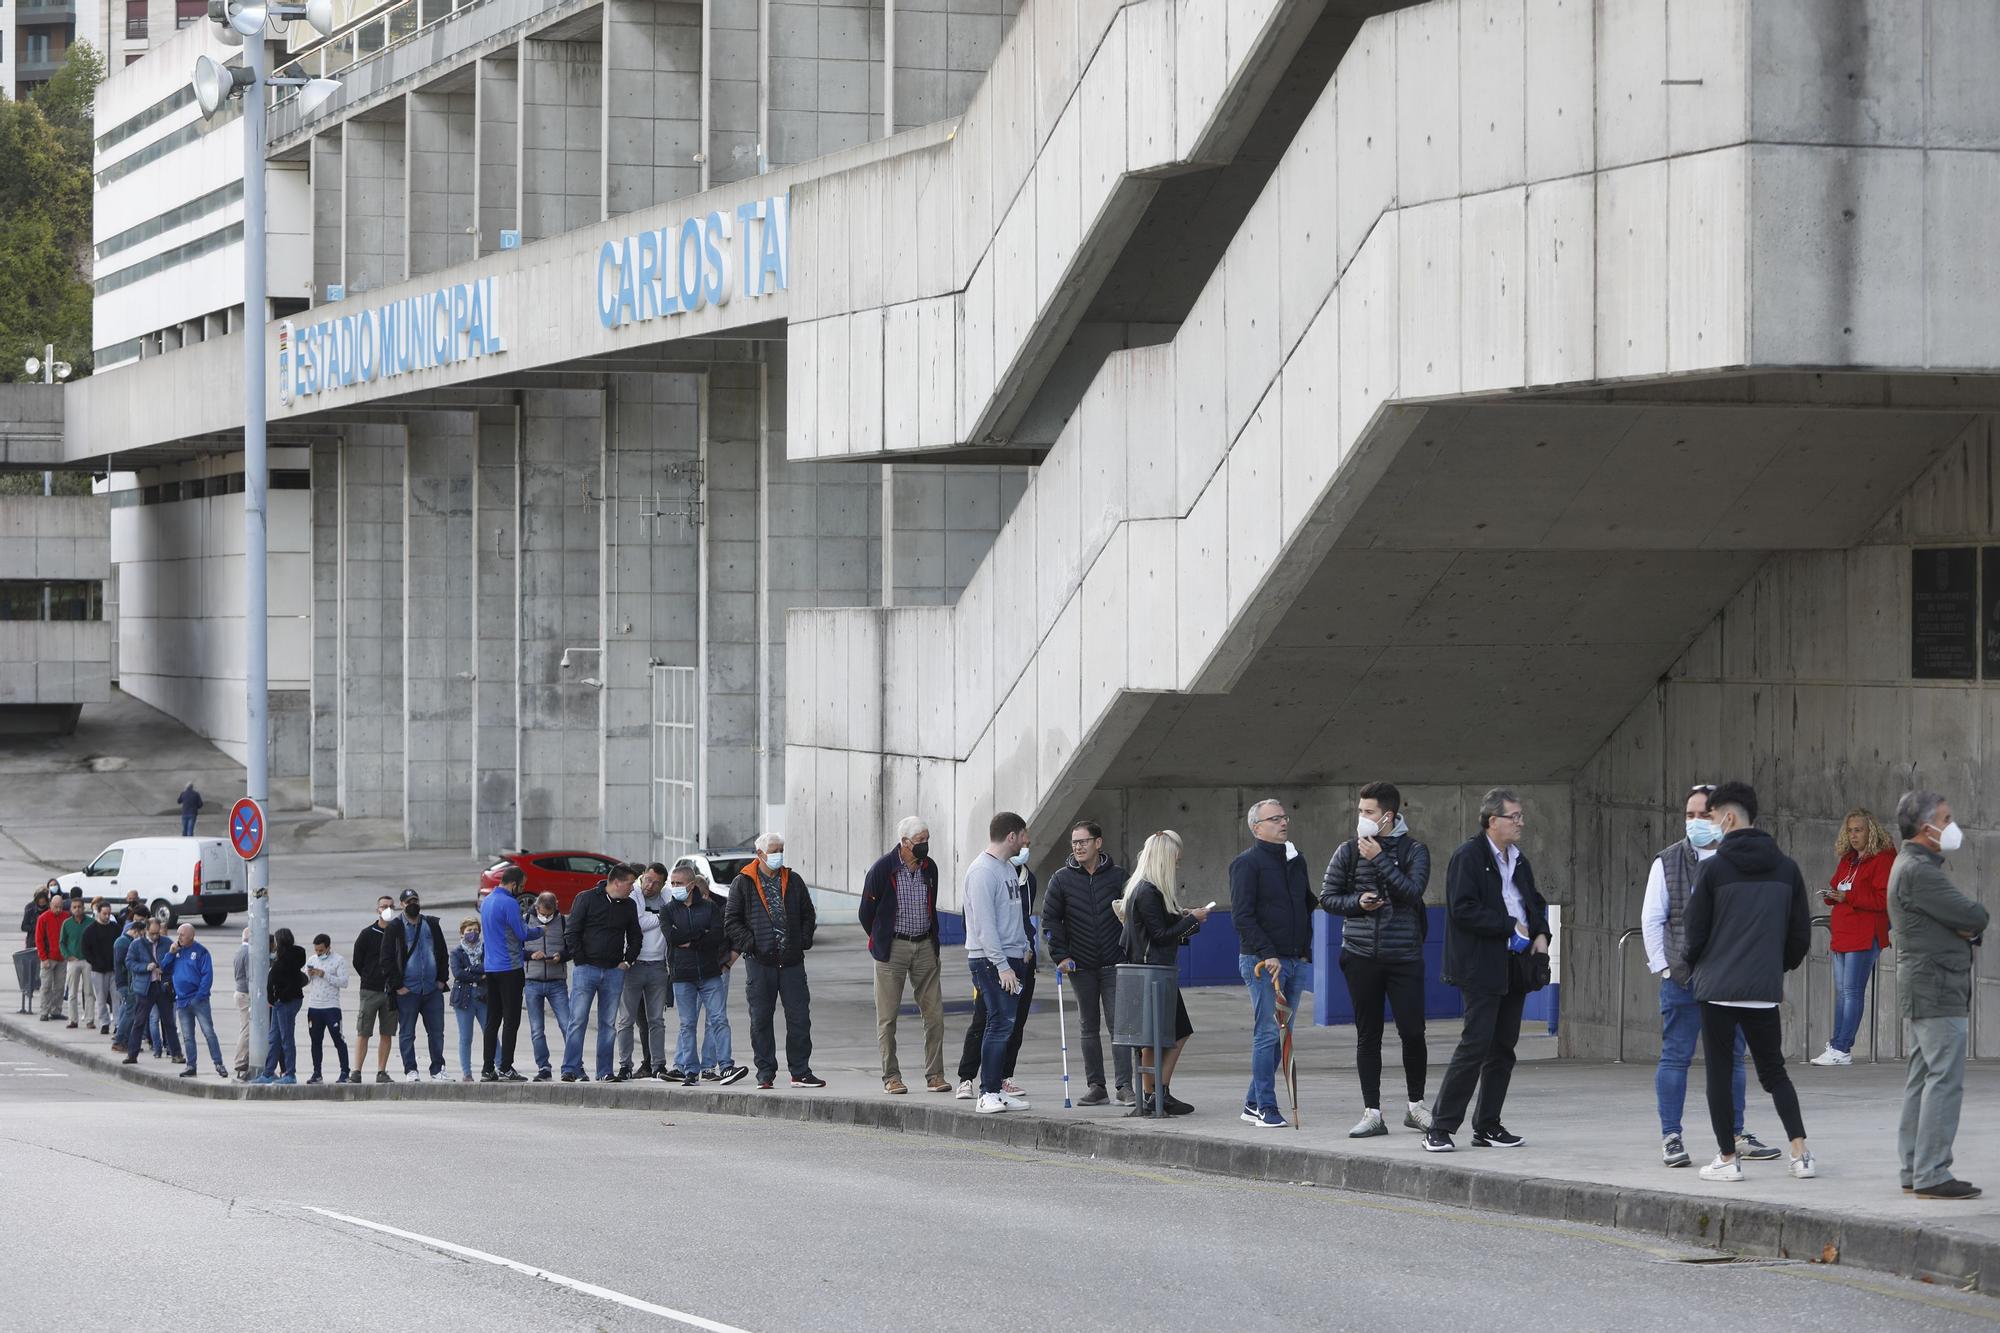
<box><xmin>1614</xmin><ymin>927</ymin><xmax>1645</xmax><ymax>1063</ymax></box>
<box><xmin>271</xmin><ymin>0</ymin><xmax>489</xmax><ymax>109</ymax></box>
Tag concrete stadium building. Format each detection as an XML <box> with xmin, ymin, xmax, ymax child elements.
<box><xmin>67</xmin><ymin>0</ymin><xmax>2000</xmax><ymax>1058</ymax></box>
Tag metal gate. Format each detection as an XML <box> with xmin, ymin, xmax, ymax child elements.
<box><xmin>651</xmin><ymin>665</ymin><xmax>699</xmax><ymax>865</ymax></box>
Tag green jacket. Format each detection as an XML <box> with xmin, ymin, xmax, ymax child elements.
<box><xmin>1887</xmin><ymin>844</ymin><xmax>1991</xmax><ymax>1019</ymax></box>
<box><xmin>59</xmin><ymin>915</ymin><xmax>86</xmax><ymax>960</ymax></box>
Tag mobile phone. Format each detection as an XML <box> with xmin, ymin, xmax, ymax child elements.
<box><xmin>1203</xmin><ymin>901</ymin><xmax>1217</xmax><ymax>911</ymax></box>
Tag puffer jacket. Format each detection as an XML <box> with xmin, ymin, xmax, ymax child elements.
<box><xmin>666</xmin><ymin>896</ymin><xmax>728</xmax><ymax>982</ymax></box>
<box><xmin>1042</xmin><ymin>855</ymin><xmax>1127</xmax><ymax>969</ymax></box>
<box><xmin>1320</xmin><ymin>834</ymin><xmax>1431</xmax><ymax>961</ymax></box>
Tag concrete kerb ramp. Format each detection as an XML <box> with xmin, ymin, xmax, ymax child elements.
<box><xmin>3</xmin><ymin>1002</ymin><xmax>1994</xmax><ymax>1292</ymax></box>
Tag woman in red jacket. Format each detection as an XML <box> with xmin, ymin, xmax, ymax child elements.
<box><xmin>1810</xmin><ymin>808</ymin><xmax>1894</xmax><ymax>1067</ymax></box>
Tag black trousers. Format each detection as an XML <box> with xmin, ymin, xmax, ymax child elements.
<box><xmin>958</xmin><ymin>967</ymin><xmax>1036</xmax><ymax>1082</ymax></box>
<box><xmin>481</xmin><ymin>969</ymin><xmax>526</xmax><ymax>1074</ymax></box>
<box><xmin>1066</xmin><ymin>965</ymin><xmax>1132</xmax><ymax>1091</ymax></box>
<box><xmin>1432</xmin><ymin>982</ymin><xmax>1526</xmax><ymax>1135</ymax></box>
<box><xmin>745</xmin><ymin>959</ymin><xmax>813</xmax><ymax>1079</ymax></box>
<box><xmin>1340</xmin><ymin>952</ymin><xmax>1428</xmax><ymax>1108</ymax></box>
<box><xmin>1701</xmin><ymin>1002</ymin><xmax>1804</xmax><ymax>1155</ymax></box>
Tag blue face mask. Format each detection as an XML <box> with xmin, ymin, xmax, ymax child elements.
<box><xmin>668</xmin><ymin>885</ymin><xmax>688</xmax><ymax>902</ymax></box>
<box><xmin>1010</xmin><ymin>846</ymin><xmax>1032</xmax><ymax>866</ymax></box>
<box><xmin>1686</xmin><ymin>818</ymin><xmax>1721</xmax><ymax>848</ymax></box>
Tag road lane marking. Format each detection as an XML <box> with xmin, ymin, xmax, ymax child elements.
<box><xmin>295</xmin><ymin>1204</ymin><xmax>752</xmax><ymax>1332</ymax></box>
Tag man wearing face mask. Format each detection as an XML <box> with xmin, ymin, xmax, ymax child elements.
<box><xmin>725</xmin><ymin>833</ymin><xmax>823</xmax><ymax>1089</ymax></box>
<box><xmin>523</xmin><ymin>891</ymin><xmax>572</xmax><ymax>1082</ymax></box>
<box><xmin>381</xmin><ymin>889</ymin><xmax>452</xmax><ymax>1082</ymax></box>
<box><xmin>1888</xmin><ymin>790</ymin><xmax>1990</xmax><ymax>1200</ymax></box>
<box><xmin>351</xmin><ymin>895</ymin><xmax>399</xmax><ymax>1083</ymax></box>
<box><xmin>860</xmin><ymin>816</ymin><xmax>947</xmax><ymax>1095</ymax></box>
<box><xmin>1642</xmin><ymin>785</ymin><xmax>1775</xmax><ymax>1169</ymax></box>
<box><xmin>615</xmin><ymin>862</ymin><xmax>674</xmax><ymax>1080</ymax></box>
<box><xmin>1321</xmin><ymin>783</ymin><xmax>1434</xmax><ymax>1138</ymax></box>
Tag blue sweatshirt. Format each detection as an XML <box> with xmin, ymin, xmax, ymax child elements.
<box><xmin>170</xmin><ymin>940</ymin><xmax>214</xmax><ymax>1007</ymax></box>
<box><xmin>480</xmin><ymin>889</ymin><xmax>543</xmax><ymax>972</ymax></box>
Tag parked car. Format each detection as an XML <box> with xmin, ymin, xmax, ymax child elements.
<box><xmin>55</xmin><ymin>838</ymin><xmax>243</xmax><ymax>929</ymax></box>
<box><xmin>477</xmin><ymin>847</ymin><xmax>760</xmax><ymax>910</ymax></box>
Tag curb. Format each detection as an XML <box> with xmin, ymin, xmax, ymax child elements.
<box><xmin>5</xmin><ymin>1009</ymin><xmax>1991</xmax><ymax>1291</ymax></box>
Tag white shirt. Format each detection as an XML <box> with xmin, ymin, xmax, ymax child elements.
<box><xmin>1488</xmin><ymin>837</ymin><xmax>1526</xmax><ymax>928</ymax></box>
<box><xmin>1642</xmin><ymin>845</ymin><xmax>1716</xmax><ymax>976</ymax></box>
<box><xmin>302</xmin><ymin>951</ymin><xmax>350</xmax><ymax>1009</ymax></box>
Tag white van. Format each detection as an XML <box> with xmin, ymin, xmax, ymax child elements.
<box><xmin>55</xmin><ymin>838</ymin><xmax>243</xmax><ymax>929</ymax></box>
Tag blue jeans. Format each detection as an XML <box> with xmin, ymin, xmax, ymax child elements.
<box><xmin>455</xmin><ymin>997</ymin><xmax>487</xmax><ymax>1076</ymax></box>
<box><xmin>262</xmin><ymin>998</ymin><xmax>301</xmax><ymax>1076</ymax></box>
<box><xmin>177</xmin><ymin>997</ymin><xmax>224</xmax><ymax>1072</ymax></box>
<box><xmin>181</xmin><ymin>814</ymin><xmax>196</xmax><ymax>836</ymax></box>
<box><xmin>396</xmin><ymin>987</ymin><xmax>447</xmax><ymax>1075</ymax></box>
<box><xmin>525</xmin><ymin>978</ymin><xmax>573</xmax><ymax>1075</ymax></box>
<box><xmin>1240</xmin><ymin>954</ymin><xmax>1305</xmax><ymax>1112</ymax></box>
<box><xmin>968</xmin><ymin>958</ymin><xmax>1022</xmax><ymax>1094</ymax></box>
<box><xmin>1657</xmin><ymin>976</ymin><xmax>1745</xmax><ymax>1137</ymax></box>
<box><xmin>674</xmin><ymin>973</ymin><xmax>733</xmax><ymax>1072</ymax></box>
<box><xmin>565</xmin><ymin>964</ymin><xmax>626</xmax><ymax>1078</ymax></box>
<box><xmin>1830</xmin><ymin>943</ymin><xmax>1880</xmax><ymax>1054</ymax></box>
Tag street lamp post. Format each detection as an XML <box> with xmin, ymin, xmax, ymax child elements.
<box><xmin>194</xmin><ymin>0</ymin><xmax>337</xmax><ymax>1073</ymax></box>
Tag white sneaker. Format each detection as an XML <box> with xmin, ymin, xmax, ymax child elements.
<box><xmin>1807</xmin><ymin>1046</ymin><xmax>1852</xmax><ymax>1066</ymax></box>
<box><xmin>1403</xmin><ymin>1101</ymin><xmax>1435</xmax><ymax>1132</ymax></box>
<box><xmin>1789</xmin><ymin>1151</ymin><xmax>1818</xmax><ymax>1179</ymax></box>
<box><xmin>1347</xmin><ymin>1109</ymin><xmax>1387</xmax><ymax>1138</ymax></box>
<box><xmin>429</xmin><ymin>1071</ymin><xmax>451</xmax><ymax>1083</ymax></box>
<box><xmin>1698</xmin><ymin>1155</ymin><xmax>1744</xmax><ymax>1182</ymax></box>
<box><xmin>998</xmin><ymin>1091</ymin><xmax>1030</xmax><ymax>1110</ymax></box>
<box><xmin>975</xmin><ymin>1092</ymin><xmax>1008</xmax><ymax>1114</ymax></box>
<box><xmin>1001</xmin><ymin>1080</ymin><xmax>1028</xmax><ymax>1097</ymax></box>
<box><xmin>954</xmin><ymin>1079</ymin><xmax>975</xmax><ymax>1100</ymax></box>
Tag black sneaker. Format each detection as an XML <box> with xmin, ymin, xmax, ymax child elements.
<box><xmin>635</xmin><ymin>1063</ymin><xmax>654</xmax><ymax>1080</ymax></box>
<box><xmin>479</xmin><ymin>1070</ymin><xmax>499</xmax><ymax>1083</ymax></box>
<box><xmin>1078</xmin><ymin>1084</ymin><xmax>1109</xmax><ymax>1106</ymax></box>
<box><xmin>178</xmin><ymin>1067</ymin><xmax>197</xmax><ymax>1078</ymax></box>
<box><xmin>1916</xmin><ymin>1178</ymin><xmax>1983</xmax><ymax>1200</ymax></box>
<box><xmin>617</xmin><ymin>1062</ymin><xmax>634</xmax><ymax>1080</ymax></box>
<box><xmin>306</xmin><ymin>1074</ymin><xmax>323</xmax><ymax>1085</ymax></box>
<box><xmin>532</xmin><ymin>1070</ymin><xmax>553</xmax><ymax>1083</ymax></box>
<box><xmin>602</xmin><ymin>1073</ymin><xmax>625</xmax><ymax>1083</ymax></box>
<box><xmin>1422</xmin><ymin>1129</ymin><xmax>1456</xmax><ymax>1153</ymax></box>
<box><xmin>498</xmin><ymin>1069</ymin><xmax>527</xmax><ymax>1083</ymax></box>
<box><xmin>1472</xmin><ymin>1125</ymin><xmax>1525</xmax><ymax>1148</ymax></box>
<box><xmin>700</xmin><ymin>1068</ymin><xmax>721</xmax><ymax>1082</ymax></box>
<box><xmin>663</xmin><ymin>1067</ymin><xmax>689</xmax><ymax>1081</ymax></box>
<box><xmin>791</xmin><ymin>1073</ymin><xmax>827</xmax><ymax>1089</ymax></box>
<box><xmin>375</xmin><ymin>1071</ymin><xmax>392</xmax><ymax>1084</ymax></box>
<box><xmin>718</xmin><ymin>1065</ymin><xmax>749</xmax><ymax>1086</ymax></box>
<box><xmin>682</xmin><ymin>1071</ymin><xmax>698</xmax><ymax>1087</ymax></box>
<box><xmin>561</xmin><ymin>1072</ymin><xmax>583</xmax><ymax>1083</ymax></box>
<box><xmin>1663</xmin><ymin>1134</ymin><xmax>1691</xmax><ymax>1168</ymax></box>
<box><xmin>1161</xmin><ymin>1090</ymin><xmax>1193</xmax><ymax>1116</ymax></box>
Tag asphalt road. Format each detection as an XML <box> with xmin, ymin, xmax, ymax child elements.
<box><xmin>3</xmin><ymin>1028</ymin><xmax>1996</xmax><ymax>1332</ymax></box>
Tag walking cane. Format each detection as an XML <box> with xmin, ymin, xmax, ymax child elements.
<box><xmin>1055</xmin><ymin>966</ymin><xmax>1073</xmax><ymax>1108</ymax></box>
<box><xmin>1272</xmin><ymin>968</ymin><xmax>1299</xmax><ymax>1130</ymax></box>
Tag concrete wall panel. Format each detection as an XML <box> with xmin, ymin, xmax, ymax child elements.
<box><xmin>1595</xmin><ymin>159</ymin><xmax>1668</xmax><ymax>380</ymax></box>
<box><xmin>1460</xmin><ymin>0</ymin><xmax>1526</xmax><ymax>196</ymax></box>
<box><xmin>1524</xmin><ymin>0</ymin><xmax>1592</xmax><ymax>182</ymax></box>
<box><xmin>1175</xmin><ymin>470</ymin><xmax>1227</xmax><ymax>683</ymax></box>
<box><xmin>1225</xmin><ymin>398</ymin><xmax>1281</xmax><ymax>624</ymax></box>
<box><xmin>1666</xmin><ymin>148</ymin><xmax>1747</xmax><ymax>373</ymax></box>
<box><xmin>1224</xmin><ymin>187</ymin><xmax>1282</xmax><ymax>445</ymax></box>
<box><xmin>1334</xmin><ymin>15</ymin><xmax>1395</xmax><ymax>273</ymax></box>
<box><xmin>1124</xmin><ymin>0</ymin><xmax>1174</xmax><ymax>171</ymax></box>
<box><xmin>1337</xmin><ymin>217</ymin><xmax>1398</xmax><ymax>445</ymax></box>
<box><xmin>1395</xmin><ymin>0</ymin><xmax>1459</xmax><ymax>207</ymax></box>
<box><xmin>1749</xmin><ymin>0</ymin><xmax>1925</xmax><ymax>147</ymax></box>
<box><xmin>1460</xmin><ymin>186</ymin><xmax>1526</xmax><ymax>393</ymax></box>
<box><xmin>1595</xmin><ymin>0</ymin><xmax>1665</xmax><ymax>170</ymax></box>
<box><xmin>1397</xmin><ymin>197</ymin><xmax>1461</xmax><ymax>399</ymax></box>
<box><xmin>1925</xmin><ymin>150</ymin><xmax>2000</xmax><ymax>369</ymax></box>
<box><xmin>1524</xmin><ymin>174</ymin><xmax>1594</xmax><ymax>385</ymax></box>
<box><xmin>1173</xmin><ymin>277</ymin><xmax>1226</xmax><ymax>512</ymax></box>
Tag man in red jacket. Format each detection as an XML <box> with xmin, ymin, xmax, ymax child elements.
<box><xmin>35</xmin><ymin>897</ymin><xmax>69</xmax><ymax>1020</ymax></box>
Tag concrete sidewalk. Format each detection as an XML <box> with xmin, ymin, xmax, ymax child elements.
<box><xmin>9</xmin><ymin>930</ymin><xmax>2000</xmax><ymax>1293</ymax></box>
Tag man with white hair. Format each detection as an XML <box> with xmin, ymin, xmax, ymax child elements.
<box><xmin>1230</xmin><ymin>798</ymin><xmax>1316</xmax><ymax>1129</ymax></box>
<box><xmin>859</xmin><ymin>816</ymin><xmax>948</xmax><ymax>1094</ymax></box>
<box><xmin>724</xmin><ymin>832</ymin><xmax>823</xmax><ymax>1089</ymax></box>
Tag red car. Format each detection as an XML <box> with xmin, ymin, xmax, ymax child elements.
<box><xmin>478</xmin><ymin>850</ymin><xmax>628</xmax><ymax>911</ymax></box>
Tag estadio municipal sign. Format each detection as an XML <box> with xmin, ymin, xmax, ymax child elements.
<box><xmin>283</xmin><ymin>276</ymin><xmax>506</xmax><ymax>401</ymax></box>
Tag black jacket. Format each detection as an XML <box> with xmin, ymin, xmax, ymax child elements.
<box><xmin>1229</xmin><ymin>839</ymin><xmax>1316</xmax><ymax>961</ymax></box>
<box><xmin>352</xmin><ymin>922</ymin><xmax>388</xmax><ymax>992</ymax></box>
<box><xmin>567</xmin><ymin>886</ymin><xmax>644</xmax><ymax>968</ymax></box>
<box><xmin>82</xmin><ymin>919</ymin><xmax>120</xmax><ymax>972</ymax></box>
<box><xmin>666</xmin><ymin>896</ymin><xmax>729</xmax><ymax>982</ymax></box>
<box><xmin>380</xmin><ymin>913</ymin><xmax>450</xmax><ymax>993</ymax></box>
<box><xmin>267</xmin><ymin>943</ymin><xmax>308</xmax><ymax>1005</ymax></box>
<box><xmin>1043</xmin><ymin>855</ymin><xmax>1128</xmax><ymax>969</ymax></box>
<box><xmin>857</xmin><ymin>849</ymin><xmax>938</xmax><ymax>963</ymax></box>
<box><xmin>1121</xmin><ymin>880</ymin><xmax>1200</xmax><ymax>966</ymax></box>
<box><xmin>1440</xmin><ymin>835</ymin><xmax>1549</xmax><ymax>996</ymax></box>
<box><xmin>725</xmin><ymin>864</ymin><xmax>817</xmax><ymax>966</ymax></box>
<box><xmin>1684</xmin><ymin>828</ymin><xmax>1811</xmax><ymax>1004</ymax></box>
<box><xmin>1320</xmin><ymin>835</ymin><xmax>1430</xmax><ymax>962</ymax></box>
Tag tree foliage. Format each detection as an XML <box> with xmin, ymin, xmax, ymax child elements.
<box><xmin>0</xmin><ymin>43</ymin><xmax>102</xmax><ymax>383</ymax></box>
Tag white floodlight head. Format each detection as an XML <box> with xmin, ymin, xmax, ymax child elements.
<box><xmin>302</xmin><ymin>0</ymin><xmax>335</xmax><ymax>36</ymax></box>
<box><xmin>193</xmin><ymin>55</ymin><xmax>254</xmax><ymax>119</ymax></box>
<box><xmin>53</xmin><ymin>362</ymin><xmax>72</xmax><ymax>381</ymax></box>
<box><xmin>24</xmin><ymin>357</ymin><xmax>41</xmax><ymax>378</ymax></box>
<box><xmin>297</xmin><ymin>77</ymin><xmax>341</xmax><ymax>113</ymax></box>
<box><xmin>225</xmin><ymin>0</ymin><xmax>268</xmax><ymax>37</ymax></box>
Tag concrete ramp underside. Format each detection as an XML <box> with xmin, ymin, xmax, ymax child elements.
<box><xmin>1104</xmin><ymin>400</ymin><xmax>1976</xmax><ymax>788</ymax></box>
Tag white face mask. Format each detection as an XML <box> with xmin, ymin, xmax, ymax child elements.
<box><xmin>379</xmin><ymin>908</ymin><xmax>394</xmax><ymax>923</ymax></box>
<box><xmin>1938</xmin><ymin>821</ymin><xmax>1965</xmax><ymax>853</ymax></box>
<box><xmin>765</xmin><ymin>852</ymin><xmax>785</xmax><ymax>871</ymax></box>
<box><xmin>1356</xmin><ymin>814</ymin><xmax>1383</xmax><ymax>839</ymax></box>
<box><xmin>1010</xmin><ymin>846</ymin><xmax>1032</xmax><ymax>866</ymax></box>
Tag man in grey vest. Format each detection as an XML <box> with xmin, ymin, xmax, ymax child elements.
<box><xmin>1641</xmin><ymin>783</ymin><xmax>1780</xmax><ymax>1168</ymax></box>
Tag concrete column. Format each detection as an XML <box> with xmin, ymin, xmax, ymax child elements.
<box><xmin>474</xmin><ymin>53</ymin><xmax>519</xmax><ymax>257</ymax></box>
<box><xmin>519</xmin><ymin>37</ymin><xmax>603</xmax><ymax>244</ymax></box>
<box><xmin>765</xmin><ymin>0</ymin><xmax>882</xmax><ymax>164</ymax></box>
<box><xmin>602</xmin><ymin>373</ymin><xmax>701</xmax><ymax>854</ymax></box>
<box><xmin>703</xmin><ymin>363</ymin><xmax>761</xmax><ymax>844</ymax></box>
<box><xmin>891</xmin><ymin>463</ymin><xmax>1026</xmax><ymax>605</ymax></box>
<box><xmin>342</xmin><ymin>112</ymin><xmax>408</xmax><ymax>295</ymax></box>
<box><xmin>471</xmin><ymin>405</ymin><xmax>520</xmax><ymax>853</ymax></box>
<box><xmin>309</xmin><ymin>439</ymin><xmax>339</xmax><ymax>808</ymax></box>
<box><xmin>602</xmin><ymin>0</ymin><xmax>702</xmax><ymax>218</ymax></box>
<box><xmin>517</xmin><ymin>389</ymin><xmax>603</xmax><ymax>849</ymax></box>
<box><xmin>310</xmin><ymin>132</ymin><xmax>343</xmax><ymax>301</ymax></box>
<box><xmin>403</xmin><ymin>414</ymin><xmax>476</xmax><ymax>849</ymax></box>
<box><xmin>407</xmin><ymin>84</ymin><xmax>476</xmax><ymax>280</ymax></box>
<box><xmin>336</xmin><ymin>427</ymin><xmax>407</xmax><ymax>822</ymax></box>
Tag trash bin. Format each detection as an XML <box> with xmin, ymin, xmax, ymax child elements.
<box><xmin>13</xmin><ymin>948</ymin><xmax>38</xmax><ymax>1013</ymax></box>
<box><xmin>1111</xmin><ymin>963</ymin><xmax>1177</xmax><ymax>1119</ymax></box>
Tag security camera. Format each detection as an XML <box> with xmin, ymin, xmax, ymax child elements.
<box><xmin>559</xmin><ymin>650</ymin><xmax>572</xmax><ymax>669</ymax></box>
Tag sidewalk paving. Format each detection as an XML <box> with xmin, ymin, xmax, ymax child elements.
<box><xmin>10</xmin><ymin>930</ymin><xmax>2000</xmax><ymax>1293</ymax></box>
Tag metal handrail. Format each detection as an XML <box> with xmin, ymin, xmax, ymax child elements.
<box><xmin>1614</xmin><ymin>926</ymin><xmax>1646</xmax><ymax>1063</ymax></box>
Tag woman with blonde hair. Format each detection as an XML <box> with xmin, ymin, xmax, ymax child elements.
<box><xmin>1119</xmin><ymin>830</ymin><xmax>1210</xmax><ymax>1115</ymax></box>
<box><xmin>1810</xmin><ymin>808</ymin><xmax>1895</xmax><ymax>1067</ymax></box>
